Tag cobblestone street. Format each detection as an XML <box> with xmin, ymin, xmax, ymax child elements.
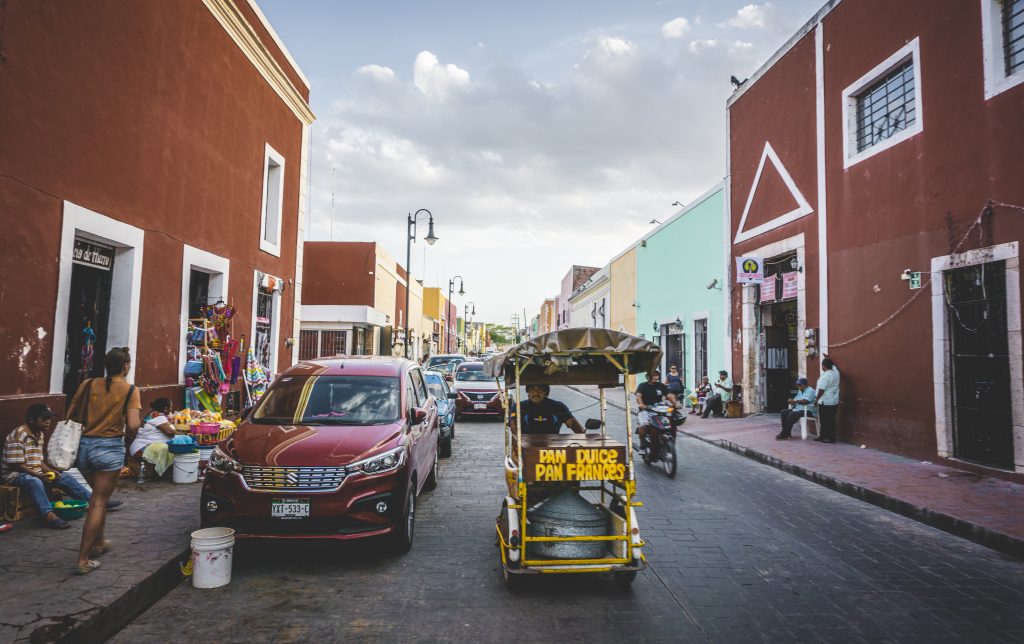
<box><xmin>113</xmin><ymin>387</ymin><xmax>1024</xmax><ymax>643</ymax></box>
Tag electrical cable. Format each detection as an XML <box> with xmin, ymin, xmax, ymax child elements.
<box><xmin>829</xmin><ymin>200</ymin><xmax>1024</xmax><ymax>349</ymax></box>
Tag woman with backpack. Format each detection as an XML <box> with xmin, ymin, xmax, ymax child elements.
<box><xmin>67</xmin><ymin>347</ymin><xmax>142</xmax><ymax>575</ymax></box>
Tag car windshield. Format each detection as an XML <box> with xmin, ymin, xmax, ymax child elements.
<box><xmin>423</xmin><ymin>373</ymin><xmax>447</xmax><ymax>398</ymax></box>
<box><xmin>456</xmin><ymin>366</ymin><xmax>493</xmax><ymax>382</ymax></box>
<box><xmin>252</xmin><ymin>375</ymin><xmax>401</xmax><ymax>426</ymax></box>
<box><xmin>427</xmin><ymin>357</ymin><xmax>461</xmax><ymax>369</ymax></box>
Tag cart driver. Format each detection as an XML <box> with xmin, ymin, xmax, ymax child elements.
<box><xmin>510</xmin><ymin>384</ymin><xmax>585</xmax><ymax>435</ymax></box>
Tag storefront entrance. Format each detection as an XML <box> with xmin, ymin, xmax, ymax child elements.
<box><xmin>63</xmin><ymin>239</ymin><xmax>114</xmax><ymax>397</ymax></box>
<box><xmin>758</xmin><ymin>254</ymin><xmax>800</xmax><ymax>413</ymax></box>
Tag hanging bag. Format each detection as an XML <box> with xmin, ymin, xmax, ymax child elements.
<box><xmin>48</xmin><ymin>379</ymin><xmax>94</xmax><ymax>470</ymax></box>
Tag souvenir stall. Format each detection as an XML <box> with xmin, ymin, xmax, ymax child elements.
<box><xmin>183</xmin><ymin>301</ymin><xmax>244</xmax><ymax>418</ymax></box>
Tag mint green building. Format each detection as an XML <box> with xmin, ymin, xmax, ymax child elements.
<box><xmin>636</xmin><ymin>183</ymin><xmax>728</xmax><ymax>399</ymax></box>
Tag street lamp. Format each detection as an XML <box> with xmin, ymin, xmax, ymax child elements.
<box><xmin>447</xmin><ymin>276</ymin><xmax>465</xmax><ymax>353</ymax></box>
<box><xmin>404</xmin><ymin>209</ymin><xmax>438</xmax><ymax>359</ymax></box>
<box><xmin>463</xmin><ymin>301</ymin><xmax>475</xmax><ymax>354</ymax></box>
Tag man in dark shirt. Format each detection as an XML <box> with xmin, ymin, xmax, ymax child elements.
<box><xmin>509</xmin><ymin>384</ymin><xmax>584</xmax><ymax>435</ymax></box>
<box><xmin>635</xmin><ymin>370</ymin><xmax>677</xmax><ymax>453</ymax></box>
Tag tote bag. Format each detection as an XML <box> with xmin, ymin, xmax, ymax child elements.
<box><xmin>47</xmin><ymin>379</ymin><xmax>93</xmax><ymax>470</ymax></box>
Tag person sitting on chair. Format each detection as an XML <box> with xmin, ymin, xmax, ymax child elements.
<box><xmin>702</xmin><ymin>370</ymin><xmax>733</xmax><ymax>418</ymax></box>
<box><xmin>775</xmin><ymin>378</ymin><xmax>816</xmax><ymax>440</ymax></box>
<box><xmin>509</xmin><ymin>384</ymin><xmax>584</xmax><ymax>435</ymax></box>
<box><xmin>689</xmin><ymin>376</ymin><xmax>712</xmax><ymax>415</ymax></box>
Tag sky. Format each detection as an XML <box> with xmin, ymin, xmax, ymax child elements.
<box><xmin>258</xmin><ymin>0</ymin><xmax>823</xmax><ymax>326</ymax></box>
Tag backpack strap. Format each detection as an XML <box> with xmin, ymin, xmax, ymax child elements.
<box><xmin>70</xmin><ymin>378</ymin><xmax>96</xmax><ymax>424</ymax></box>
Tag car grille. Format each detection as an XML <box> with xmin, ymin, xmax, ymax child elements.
<box><xmin>466</xmin><ymin>392</ymin><xmax>495</xmax><ymax>402</ymax></box>
<box><xmin>241</xmin><ymin>465</ymin><xmax>347</xmax><ymax>492</ymax></box>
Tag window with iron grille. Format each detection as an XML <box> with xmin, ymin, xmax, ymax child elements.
<box><xmin>320</xmin><ymin>331</ymin><xmax>346</xmax><ymax>357</ymax></box>
<box><xmin>299</xmin><ymin>330</ymin><xmax>319</xmax><ymax>360</ymax></box>
<box><xmin>854</xmin><ymin>59</ymin><xmax>916</xmax><ymax>153</ymax></box>
<box><xmin>1005</xmin><ymin>0</ymin><xmax>1024</xmax><ymax>76</ymax></box>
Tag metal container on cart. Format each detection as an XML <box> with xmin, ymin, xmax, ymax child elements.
<box><xmin>526</xmin><ymin>489</ymin><xmax>609</xmax><ymax>560</ymax></box>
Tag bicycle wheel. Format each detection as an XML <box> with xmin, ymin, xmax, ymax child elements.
<box><xmin>661</xmin><ymin>436</ymin><xmax>677</xmax><ymax>478</ymax></box>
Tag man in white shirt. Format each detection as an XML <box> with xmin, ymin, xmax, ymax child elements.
<box><xmin>813</xmin><ymin>358</ymin><xmax>840</xmax><ymax>443</ymax></box>
<box><xmin>701</xmin><ymin>370</ymin><xmax>733</xmax><ymax>418</ymax></box>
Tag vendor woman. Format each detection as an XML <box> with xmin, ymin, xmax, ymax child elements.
<box><xmin>130</xmin><ymin>398</ymin><xmax>176</xmax><ymax>458</ymax></box>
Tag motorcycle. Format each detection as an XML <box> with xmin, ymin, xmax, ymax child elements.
<box><xmin>634</xmin><ymin>403</ymin><xmax>685</xmax><ymax>478</ymax></box>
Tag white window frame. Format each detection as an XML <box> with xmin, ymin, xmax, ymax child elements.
<box><xmin>178</xmin><ymin>245</ymin><xmax>230</xmax><ymax>384</ymax></box>
<box><xmin>842</xmin><ymin>38</ymin><xmax>924</xmax><ymax>169</ymax></box>
<box><xmin>981</xmin><ymin>0</ymin><xmax>1024</xmax><ymax>98</ymax></box>
<box><xmin>930</xmin><ymin>241</ymin><xmax>1022</xmax><ymax>473</ymax></box>
<box><xmin>258</xmin><ymin>143</ymin><xmax>286</xmax><ymax>257</ymax></box>
<box><xmin>51</xmin><ymin>201</ymin><xmax>145</xmax><ymax>393</ymax></box>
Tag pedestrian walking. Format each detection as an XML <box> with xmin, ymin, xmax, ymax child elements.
<box><xmin>813</xmin><ymin>358</ymin><xmax>840</xmax><ymax>443</ymax></box>
<box><xmin>68</xmin><ymin>347</ymin><xmax>142</xmax><ymax>575</ymax></box>
<box><xmin>775</xmin><ymin>378</ymin><xmax>815</xmax><ymax>440</ymax></box>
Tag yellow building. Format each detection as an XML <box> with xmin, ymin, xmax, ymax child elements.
<box><xmin>609</xmin><ymin>245</ymin><xmax>638</xmax><ymax>389</ymax></box>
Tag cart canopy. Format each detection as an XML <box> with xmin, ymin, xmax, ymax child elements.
<box><xmin>482</xmin><ymin>328</ymin><xmax>662</xmax><ymax>386</ymax></box>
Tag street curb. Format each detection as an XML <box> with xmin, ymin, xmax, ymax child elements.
<box><xmin>55</xmin><ymin>548</ymin><xmax>189</xmax><ymax>644</ymax></box>
<box><xmin>566</xmin><ymin>385</ymin><xmax>1024</xmax><ymax>562</ymax></box>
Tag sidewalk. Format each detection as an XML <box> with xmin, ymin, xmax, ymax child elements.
<box><xmin>0</xmin><ymin>477</ymin><xmax>199</xmax><ymax>643</ymax></box>
<box><xmin>568</xmin><ymin>384</ymin><xmax>1024</xmax><ymax>561</ymax></box>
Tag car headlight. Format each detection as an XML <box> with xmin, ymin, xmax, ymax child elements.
<box><xmin>350</xmin><ymin>446</ymin><xmax>406</xmax><ymax>475</ymax></box>
<box><xmin>208</xmin><ymin>445</ymin><xmax>240</xmax><ymax>474</ymax></box>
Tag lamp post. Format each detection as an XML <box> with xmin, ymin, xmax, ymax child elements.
<box><xmin>463</xmin><ymin>302</ymin><xmax>475</xmax><ymax>354</ymax></box>
<box><xmin>447</xmin><ymin>276</ymin><xmax>465</xmax><ymax>353</ymax></box>
<box><xmin>404</xmin><ymin>209</ymin><xmax>438</xmax><ymax>359</ymax></box>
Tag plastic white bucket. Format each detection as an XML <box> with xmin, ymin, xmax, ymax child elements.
<box><xmin>172</xmin><ymin>451</ymin><xmax>200</xmax><ymax>484</ymax></box>
<box><xmin>191</xmin><ymin>527</ymin><xmax>235</xmax><ymax>588</ymax></box>
<box><xmin>197</xmin><ymin>446</ymin><xmax>215</xmax><ymax>480</ymax></box>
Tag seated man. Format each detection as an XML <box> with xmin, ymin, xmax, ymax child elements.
<box><xmin>635</xmin><ymin>370</ymin><xmax>677</xmax><ymax>453</ymax></box>
<box><xmin>509</xmin><ymin>384</ymin><xmax>584</xmax><ymax>435</ymax></box>
<box><xmin>702</xmin><ymin>370</ymin><xmax>733</xmax><ymax>418</ymax></box>
<box><xmin>1</xmin><ymin>404</ymin><xmax>120</xmax><ymax>529</ymax></box>
<box><xmin>776</xmin><ymin>377</ymin><xmax>816</xmax><ymax>440</ymax></box>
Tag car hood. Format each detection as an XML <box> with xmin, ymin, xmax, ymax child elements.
<box><xmin>230</xmin><ymin>421</ymin><xmax>403</xmax><ymax>467</ymax></box>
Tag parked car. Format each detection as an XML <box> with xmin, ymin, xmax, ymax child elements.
<box><xmin>425</xmin><ymin>354</ymin><xmax>466</xmax><ymax>381</ymax></box>
<box><xmin>200</xmin><ymin>356</ymin><xmax>440</xmax><ymax>552</ymax></box>
<box><xmin>451</xmin><ymin>361</ymin><xmax>503</xmax><ymax>419</ymax></box>
<box><xmin>424</xmin><ymin>370</ymin><xmax>458</xmax><ymax>457</ymax></box>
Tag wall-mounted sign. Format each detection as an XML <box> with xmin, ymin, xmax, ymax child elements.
<box><xmin>781</xmin><ymin>271</ymin><xmax>799</xmax><ymax>300</ymax></box>
<box><xmin>72</xmin><ymin>239</ymin><xmax>114</xmax><ymax>271</ymax></box>
<box><xmin>909</xmin><ymin>272</ymin><xmax>922</xmax><ymax>289</ymax></box>
<box><xmin>760</xmin><ymin>277</ymin><xmax>777</xmax><ymax>303</ymax></box>
<box><xmin>735</xmin><ymin>256</ymin><xmax>764</xmax><ymax>284</ymax></box>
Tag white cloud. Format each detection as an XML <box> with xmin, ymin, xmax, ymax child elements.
<box><xmin>726</xmin><ymin>3</ymin><xmax>771</xmax><ymax>28</ymax></box>
<box><xmin>413</xmin><ymin>51</ymin><xmax>471</xmax><ymax>99</ymax></box>
<box><xmin>661</xmin><ymin>17</ymin><xmax>691</xmax><ymax>39</ymax></box>
<box><xmin>354</xmin><ymin>64</ymin><xmax>395</xmax><ymax>82</ymax></box>
<box><xmin>687</xmin><ymin>38</ymin><xmax>719</xmax><ymax>54</ymax></box>
<box><xmin>597</xmin><ymin>36</ymin><xmax>634</xmax><ymax>58</ymax></box>
<box><xmin>688</xmin><ymin>39</ymin><xmax>755</xmax><ymax>55</ymax></box>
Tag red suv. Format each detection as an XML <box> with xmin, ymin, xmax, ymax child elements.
<box><xmin>200</xmin><ymin>357</ymin><xmax>440</xmax><ymax>551</ymax></box>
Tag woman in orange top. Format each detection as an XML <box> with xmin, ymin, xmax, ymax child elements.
<box><xmin>68</xmin><ymin>347</ymin><xmax>142</xmax><ymax>575</ymax></box>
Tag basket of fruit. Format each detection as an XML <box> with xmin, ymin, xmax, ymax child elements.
<box><xmin>53</xmin><ymin>500</ymin><xmax>88</xmax><ymax>521</ymax></box>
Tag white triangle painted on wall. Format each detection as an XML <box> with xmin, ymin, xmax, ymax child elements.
<box><xmin>734</xmin><ymin>141</ymin><xmax>814</xmax><ymax>244</ymax></box>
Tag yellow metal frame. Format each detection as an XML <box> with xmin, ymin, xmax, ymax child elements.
<box><xmin>500</xmin><ymin>352</ymin><xmax>645</xmax><ymax>575</ymax></box>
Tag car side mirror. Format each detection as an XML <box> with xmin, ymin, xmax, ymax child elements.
<box><xmin>411</xmin><ymin>408</ymin><xmax>427</xmax><ymax>424</ymax></box>
<box><xmin>447</xmin><ymin>392</ymin><xmax>459</xmax><ymax>399</ymax></box>
<box><xmin>585</xmin><ymin>418</ymin><xmax>603</xmax><ymax>430</ymax></box>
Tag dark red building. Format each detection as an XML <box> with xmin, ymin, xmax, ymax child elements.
<box><xmin>728</xmin><ymin>0</ymin><xmax>1024</xmax><ymax>476</ymax></box>
<box><xmin>0</xmin><ymin>1</ymin><xmax>314</xmax><ymax>429</ymax></box>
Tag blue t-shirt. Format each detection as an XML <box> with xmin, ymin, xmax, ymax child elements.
<box><xmin>510</xmin><ymin>398</ymin><xmax>575</xmax><ymax>435</ymax></box>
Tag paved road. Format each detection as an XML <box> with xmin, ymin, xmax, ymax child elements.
<box><xmin>114</xmin><ymin>387</ymin><xmax>1024</xmax><ymax>643</ymax></box>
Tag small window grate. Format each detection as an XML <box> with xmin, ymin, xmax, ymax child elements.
<box><xmin>1004</xmin><ymin>0</ymin><xmax>1024</xmax><ymax>76</ymax></box>
<box><xmin>854</xmin><ymin>59</ymin><xmax>916</xmax><ymax>152</ymax></box>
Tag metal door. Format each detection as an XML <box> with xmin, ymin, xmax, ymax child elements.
<box><xmin>763</xmin><ymin>325</ymin><xmax>790</xmax><ymax>412</ymax></box>
<box><xmin>946</xmin><ymin>261</ymin><xmax>1013</xmax><ymax>469</ymax></box>
<box><xmin>694</xmin><ymin>319</ymin><xmax>708</xmax><ymax>384</ymax></box>
<box><xmin>63</xmin><ymin>263</ymin><xmax>112</xmax><ymax>397</ymax></box>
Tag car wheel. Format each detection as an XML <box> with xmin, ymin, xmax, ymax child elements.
<box><xmin>392</xmin><ymin>485</ymin><xmax>416</xmax><ymax>553</ymax></box>
<box><xmin>423</xmin><ymin>448</ymin><xmax>439</xmax><ymax>491</ymax></box>
<box><xmin>440</xmin><ymin>435</ymin><xmax>453</xmax><ymax>458</ymax></box>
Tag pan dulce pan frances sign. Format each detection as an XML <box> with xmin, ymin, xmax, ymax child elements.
<box><xmin>735</xmin><ymin>256</ymin><xmax>764</xmax><ymax>284</ymax></box>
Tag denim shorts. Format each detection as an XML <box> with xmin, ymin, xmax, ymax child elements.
<box><xmin>76</xmin><ymin>436</ymin><xmax>126</xmax><ymax>473</ymax></box>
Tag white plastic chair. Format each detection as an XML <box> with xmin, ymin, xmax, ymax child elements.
<box><xmin>799</xmin><ymin>406</ymin><xmax>818</xmax><ymax>440</ymax></box>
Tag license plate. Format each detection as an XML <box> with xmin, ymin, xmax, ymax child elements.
<box><xmin>474</xmin><ymin>403</ymin><xmax>488</xmax><ymax>410</ymax></box>
<box><xmin>271</xmin><ymin>498</ymin><xmax>310</xmax><ymax>519</ymax></box>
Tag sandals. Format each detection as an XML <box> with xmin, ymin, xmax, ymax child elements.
<box><xmin>45</xmin><ymin>516</ymin><xmax>71</xmax><ymax>530</ymax></box>
<box><xmin>90</xmin><ymin>540</ymin><xmax>113</xmax><ymax>558</ymax></box>
<box><xmin>75</xmin><ymin>560</ymin><xmax>101</xmax><ymax>575</ymax></box>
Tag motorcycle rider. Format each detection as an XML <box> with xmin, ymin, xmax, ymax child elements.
<box><xmin>635</xmin><ymin>370</ymin><xmax>677</xmax><ymax>457</ymax></box>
